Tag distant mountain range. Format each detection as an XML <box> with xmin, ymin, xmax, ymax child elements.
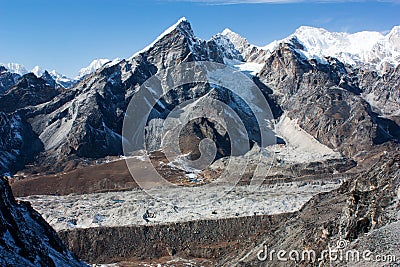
<box><xmin>0</xmin><ymin>17</ymin><xmax>398</xmax><ymax>174</ymax></box>
<box><xmin>0</xmin><ymin>18</ymin><xmax>399</xmax><ymax>266</ymax></box>
<box><xmin>0</xmin><ymin>58</ymin><xmax>120</xmax><ymax>90</ymax></box>
<box><xmin>2</xmin><ymin>23</ymin><xmax>399</xmax><ymax>89</ymax></box>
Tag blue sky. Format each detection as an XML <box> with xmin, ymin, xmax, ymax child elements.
<box><xmin>0</xmin><ymin>0</ymin><xmax>399</xmax><ymax>77</ymax></box>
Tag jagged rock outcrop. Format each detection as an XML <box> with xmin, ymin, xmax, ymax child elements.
<box><xmin>357</xmin><ymin>64</ymin><xmax>400</xmax><ymax>117</ymax></box>
<box><xmin>220</xmin><ymin>29</ymin><xmax>271</xmax><ymax>63</ymax></box>
<box><xmin>0</xmin><ymin>66</ymin><xmax>20</xmax><ymax>95</ymax></box>
<box><xmin>0</xmin><ymin>73</ymin><xmax>60</xmax><ymax>113</ymax></box>
<box><xmin>2</xmin><ymin>63</ymin><xmax>76</xmax><ymax>89</ymax></box>
<box><xmin>40</xmin><ymin>70</ymin><xmax>57</xmax><ymax>88</ymax></box>
<box><xmin>257</xmin><ymin>43</ymin><xmax>399</xmax><ymax>157</ymax></box>
<box><xmin>0</xmin><ymin>177</ymin><xmax>87</xmax><ymax>266</ymax></box>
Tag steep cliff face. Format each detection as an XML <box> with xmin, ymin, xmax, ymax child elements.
<box><xmin>0</xmin><ymin>112</ymin><xmax>43</xmax><ymax>175</ymax></box>
<box><xmin>358</xmin><ymin>64</ymin><xmax>400</xmax><ymax>117</ymax></box>
<box><xmin>0</xmin><ymin>73</ymin><xmax>60</xmax><ymax>113</ymax></box>
<box><xmin>58</xmin><ymin>210</ymin><xmax>289</xmax><ymax>264</ymax></box>
<box><xmin>0</xmin><ymin>177</ymin><xmax>87</xmax><ymax>266</ymax></box>
<box><xmin>257</xmin><ymin>44</ymin><xmax>399</xmax><ymax>157</ymax></box>
<box><xmin>40</xmin><ymin>70</ymin><xmax>57</xmax><ymax>88</ymax></box>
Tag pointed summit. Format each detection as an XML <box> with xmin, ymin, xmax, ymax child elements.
<box><xmin>221</xmin><ymin>28</ymin><xmax>234</xmax><ymax>36</ymax></box>
<box><xmin>220</xmin><ymin>28</ymin><xmax>249</xmax><ymax>49</ymax></box>
<box><xmin>130</xmin><ymin>17</ymin><xmax>195</xmax><ymax>58</ymax></box>
<box><xmin>40</xmin><ymin>70</ymin><xmax>57</xmax><ymax>88</ymax></box>
<box><xmin>220</xmin><ymin>28</ymin><xmax>259</xmax><ymax>61</ymax></box>
<box><xmin>175</xmin><ymin>16</ymin><xmax>188</xmax><ymax>25</ymax></box>
<box><xmin>388</xmin><ymin>25</ymin><xmax>400</xmax><ymax>36</ymax></box>
<box><xmin>31</xmin><ymin>65</ymin><xmax>44</xmax><ymax>77</ymax></box>
<box><xmin>161</xmin><ymin>16</ymin><xmax>193</xmax><ymax>39</ymax></box>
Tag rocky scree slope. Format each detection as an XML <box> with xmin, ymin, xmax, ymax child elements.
<box><xmin>257</xmin><ymin>42</ymin><xmax>399</xmax><ymax>158</ymax></box>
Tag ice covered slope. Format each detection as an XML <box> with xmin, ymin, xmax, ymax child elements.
<box><xmin>263</xmin><ymin>25</ymin><xmax>400</xmax><ymax>71</ymax></box>
<box><xmin>269</xmin><ymin>114</ymin><xmax>342</xmax><ymax>163</ymax></box>
<box><xmin>76</xmin><ymin>58</ymin><xmax>113</xmax><ymax>79</ymax></box>
<box><xmin>221</xmin><ymin>26</ymin><xmax>400</xmax><ymax>71</ymax></box>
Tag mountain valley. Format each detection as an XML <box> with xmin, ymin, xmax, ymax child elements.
<box><xmin>0</xmin><ymin>18</ymin><xmax>399</xmax><ymax>266</ymax></box>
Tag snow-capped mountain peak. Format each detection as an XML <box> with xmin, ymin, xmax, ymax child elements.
<box><xmin>221</xmin><ymin>28</ymin><xmax>235</xmax><ymax>36</ymax></box>
<box><xmin>173</xmin><ymin>16</ymin><xmax>188</xmax><ymax>27</ymax></box>
<box><xmin>154</xmin><ymin>16</ymin><xmax>192</xmax><ymax>40</ymax></box>
<box><xmin>31</xmin><ymin>66</ymin><xmax>76</xmax><ymax>88</ymax></box>
<box><xmin>220</xmin><ymin>28</ymin><xmax>251</xmax><ymax>52</ymax></box>
<box><xmin>0</xmin><ymin>63</ymin><xmax>28</xmax><ymax>76</ymax></box>
<box><xmin>0</xmin><ymin>63</ymin><xmax>76</xmax><ymax>88</ymax></box>
<box><xmin>76</xmin><ymin>58</ymin><xmax>111</xmax><ymax>79</ymax></box>
<box><xmin>262</xmin><ymin>25</ymin><xmax>400</xmax><ymax>71</ymax></box>
<box><xmin>219</xmin><ymin>28</ymin><xmax>271</xmax><ymax>67</ymax></box>
<box><xmin>387</xmin><ymin>25</ymin><xmax>400</xmax><ymax>49</ymax></box>
<box><xmin>292</xmin><ymin>26</ymin><xmax>384</xmax><ymax>55</ymax></box>
<box><xmin>31</xmin><ymin>65</ymin><xmax>44</xmax><ymax>77</ymax></box>
<box><xmin>129</xmin><ymin>17</ymin><xmax>194</xmax><ymax>59</ymax></box>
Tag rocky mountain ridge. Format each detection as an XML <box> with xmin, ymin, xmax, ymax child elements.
<box><xmin>0</xmin><ymin>18</ymin><xmax>397</xmax><ymax>176</ymax></box>
<box><xmin>0</xmin><ymin>63</ymin><xmax>76</xmax><ymax>90</ymax></box>
<box><xmin>0</xmin><ymin>18</ymin><xmax>398</xmax><ymax>267</ymax></box>
<box><xmin>261</xmin><ymin>25</ymin><xmax>400</xmax><ymax>72</ymax></box>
